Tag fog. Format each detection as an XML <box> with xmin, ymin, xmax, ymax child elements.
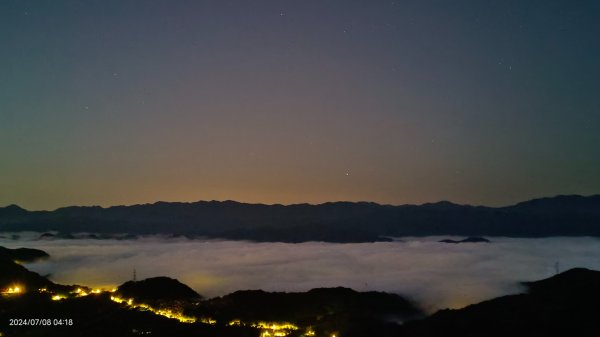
<box><xmin>2</xmin><ymin>235</ymin><xmax>600</xmax><ymax>312</ymax></box>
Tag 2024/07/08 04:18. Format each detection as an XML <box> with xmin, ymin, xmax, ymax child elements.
<box><xmin>8</xmin><ymin>318</ymin><xmax>74</xmax><ymax>326</ymax></box>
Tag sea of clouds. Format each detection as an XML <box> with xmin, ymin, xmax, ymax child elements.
<box><xmin>2</xmin><ymin>234</ymin><xmax>600</xmax><ymax>312</ymax></box>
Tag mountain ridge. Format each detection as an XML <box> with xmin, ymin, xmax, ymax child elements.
<box><xmin>397</xmin><ymin>268</ymin><xmax>600</xmax><ymax>337</ymax></box>
<box><xmin>8</xmin><ymin>194</ymin><xmax>600</xmax><ymax>212</ymax></box>
<box><xmin>1</xmin><ymin>194</ymin><xmax>599</xmax><ymax>242</ymax></box>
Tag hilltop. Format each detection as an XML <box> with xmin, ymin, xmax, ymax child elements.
<box><xmin>397</xmin><ymin>268</ymin><xmax>600</xmax><ymax>337</ymax></box>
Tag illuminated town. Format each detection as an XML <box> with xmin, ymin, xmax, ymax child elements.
<box><xmin>1</xmin><ymin>285</ymin><xmax>23</xmax><ymax>295</ymax></box>
<box><xmin>2</xmin><ymin>284</ymin><xmax>322</xmax><ymax>337</ymax></box>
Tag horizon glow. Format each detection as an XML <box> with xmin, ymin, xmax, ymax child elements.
<box><xmin>1</xmin><ymin>1</ymin><xmax>599</xmax><ymax>210</ymax></box>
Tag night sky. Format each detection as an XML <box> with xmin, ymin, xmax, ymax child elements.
<box><xmin>1</xmin><ymin>1</ymin><xmax>599</xmax><ymax>210</ymax></box>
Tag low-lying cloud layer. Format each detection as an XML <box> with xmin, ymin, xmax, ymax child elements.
<box><xmin>2</xmin><ymin>235</ymin><xmax>600</xmax><ymax>312</ymax></box>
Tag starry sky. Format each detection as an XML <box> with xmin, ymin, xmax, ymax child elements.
<box><xmin>1</xmin><ymin>1</ymin><xmax>599</xmax><ymax>210</ymax></box>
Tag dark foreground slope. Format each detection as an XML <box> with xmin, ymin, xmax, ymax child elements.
<box><xmin>3</xmin><ymin>249</ymin><xmax>600</xmax><ymax>337</ymax></box>
<box><xmin>194</xmin><ymin>287</ymin><xmax>423</xmax><ymax>337</ymax></box>
<box><xmin>0</xmin><ymin>247</ymin><xmax>73</xmax><ymax>293</ymax></box>
<box><xmin>397</xmin><ymin>268</ymin><xmax>600</xmax><ymax>337</ymax></box>
<box><xmin>0</xmin><ymin>256</ymin><xmax>55</xmax><ymax>292</ymax></box>
<box><xmin>0</xmin><ymin>256</ymin><xmax>421</xmax><ymax>337</ymax></box>
<box><xmin>2</xmin><ymin>195</ymin><xmax>600</xmax><ymax>242</ymax></box>
<box><xmin>0</xmin><ymin>246</ymin><xmax>49</xmax><ymax>262</ymax></box>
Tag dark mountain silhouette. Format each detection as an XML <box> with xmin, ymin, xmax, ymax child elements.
<box><xmin>197</xmin><ymin>287</ymin><xmax>423</xmax><ymax>325</ymax></box>
<box><xmin>1</xmin><ymin>194</ymin><xmax>599</xmax><ymax>242</ymax></box>
<box><xmin>117</xmin><ymin>277</ymin><xmax>203</xmax><ymax>304</ymax></box>
<box><xmin>0</xmin><ymin>257</ymin><xmax>54</xmax><ymax>291</ymax></box>
<box><xmin>195</xmin><ymin>287</ymin><xmax>423</xmax><ymax>337</ymax></box>
<box><xmin>0</xmin><ymin>246</ymin><xmax>50</xmax><ymax>262</ymax></box>
<box><xmin>0</xmin><ymin>252</ymin><xmax>77</xmax><ymax>293</ymax></box>
<box><xmin>439</xmin><ymin>236</ymin><xmax>491</xmax><ymax>244</ymax></box>
<box><xmin>397</xmin><ymin>268</ymin><xmax>600</xmax><ymax>337</ymax></box>
<box><xmin>0</xmin><ymin>204</ymin><xmax>27</xmax><ymax>217</ymax></box>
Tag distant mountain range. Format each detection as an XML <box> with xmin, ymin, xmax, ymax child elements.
<box><xmin>1</xmin><ymin>194</ymin><xmax>600</xmax><ymax>242</ymax></box>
